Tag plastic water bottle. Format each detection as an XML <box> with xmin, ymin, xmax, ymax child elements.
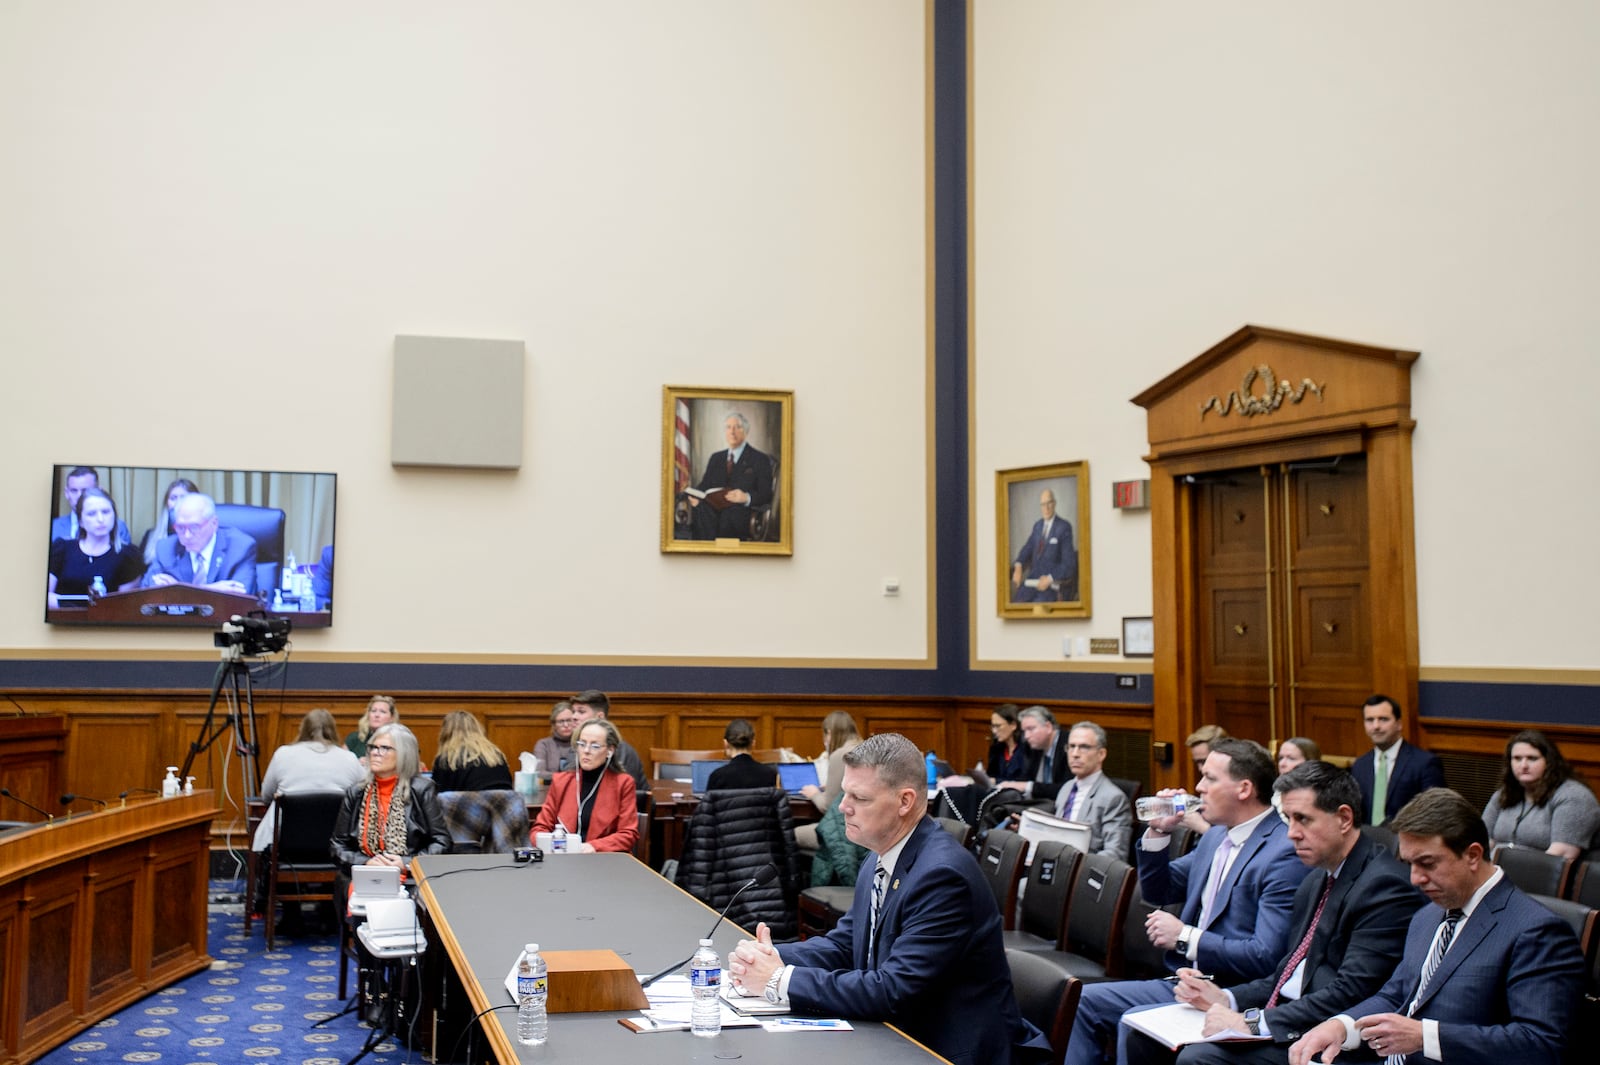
<box><xmin>1135</xmin><ymin>793</ymin><xmax>1200</xmax><ymax>823</ymax></box>
<box><xmin>689</xmin><ymin>938</ymin><xmax>721</xmax><ymax>1037</ymax></box>
<box><xmin>90</xmin><ymin>575</ymin><xmax>107</xmax><ymax>598</ymax></box>
<box><xmin>925</xmin><ymin>751</ymin><xmax>939</xmax><ymax>788</ymax></box>
<box><xmin>282</xmin><ymin>551</ymin><xmax>296</xmax><ymax>591</ymax></box>
<box><xmin>550</xmin><ymin>823</ymin><xmax>568</xmax><ymax>854</ymax></box>
<box><xmin>517</xmin><ymin>942</ymin><xmax>548</xmax><ymax>1046</ymax></box>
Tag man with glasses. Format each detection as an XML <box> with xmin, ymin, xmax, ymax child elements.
<box><xmin>143</xmin><ymin>492</ymin><xmax>258</xmax><ymax>594</ymax></box>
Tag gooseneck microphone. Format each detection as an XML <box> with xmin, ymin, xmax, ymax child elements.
<box><xmin>639</xmin><ymin>862</ymin><xmax>779</xmax><ymax>988</ymax></box>
<box><xmin>60</xmin><ymin>793</ymin><xmax>111</xmax><ymax>808</ymax></box>
<box><xmin>0</xmin><ymin>787</ymin><xmax>54</xmax><ymax>822</ymax></box>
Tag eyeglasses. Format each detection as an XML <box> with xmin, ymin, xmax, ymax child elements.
<box><xmin>368</xmin><ymin>744</ymin><xmax>396</xmax><ymax>755</ymax></box>
<box><xmin>573</xmin><ymin>741</ymin><xmax>609</xmax><ymax>753</ymax></box>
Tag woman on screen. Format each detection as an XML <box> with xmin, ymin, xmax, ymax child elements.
<box><xmin>47</xmin><ymin>488</ymin><xmax>144</xmax><ymax>608</ymax></box>
<box><xmin>530</xmin><ymin>718</ymin><xmax>639</xmax><ymax>853</ymax></box>
<box><xmin>330</xmin><ymin>722</ymin><xmax>450</xmax><ymax>880</ymax></box>
<box><xmin>139</xmin><ymin>477</ymin><xmax>199</xmax><ymax>562</ymax></box>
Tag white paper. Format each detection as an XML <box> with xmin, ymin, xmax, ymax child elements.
<box><xmin>1120</xmin><ymin>1002</ymin><xmax>1262</xmax><ymax>1050</ymax></box>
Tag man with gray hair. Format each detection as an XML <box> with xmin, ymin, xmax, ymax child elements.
<box><xmin>730</xmin><ymin>733</ymin><xmax>1050</xmax><ymax>1064</ymax></box>
<box><xmin>686</xmin><ymin>411</ymin><xmax>774</xmax><ymax>540</ymax></box>
<box><xmin>143</xmin><ymin>492</ymin><xmax>258</xmax><ymax>594</ymax></box>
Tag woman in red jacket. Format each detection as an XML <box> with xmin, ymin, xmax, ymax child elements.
<box><xmin>531</xmin><ymin>718</ymin><xmax>638</xmax><ymax>853</ymax></box>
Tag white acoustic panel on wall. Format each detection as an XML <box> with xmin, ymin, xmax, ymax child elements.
<box><xmin>391</xmin><ymin>335</ymin><xmax>525</xmax><ymax>469</ymax></box>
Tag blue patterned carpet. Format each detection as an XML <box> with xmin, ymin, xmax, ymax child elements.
<box><xmin>36</xmin><ymin>884</ymin><xmax>416</xmax><ymax>1065</ymax></box>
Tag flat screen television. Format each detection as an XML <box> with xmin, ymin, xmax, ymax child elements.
<box><xmin>45</xmin><ymin>464</ymin><xmax>337</xmax><ymax>629</ymax></box>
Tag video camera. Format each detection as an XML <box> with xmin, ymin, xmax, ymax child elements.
<box><xmin>215</xmin><ymin>614</ymin><xmax>292</xmax><ymax>656</ymax></box>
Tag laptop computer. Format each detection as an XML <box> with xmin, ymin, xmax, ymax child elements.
<box><xmin>348</xmin><ymin>864</ymin><xmax>404</xmax><ymax>915</ymax></box>
<box><xmin>776</xmin><ymin>762</ymin><xmax>820</xmax><ymax>792</ymax></box>
<box><xmin>359</xmin><ymin>896</ymin><xmax>425</xmax><ymax>953</ymax></box>
<box><xmin>690</xmin><ymin>759</ymin><xmax>728</xmax><ymax>796</ymax></box>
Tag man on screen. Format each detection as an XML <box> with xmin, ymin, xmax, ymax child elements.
<box><xmin>685</xmin><ymin>412</ymin><xmax>774</xmax><ymax>540</ymax></box>
<box><xmin>143</xmin><ymin>492</ymin><xmax>258</xmax><ymax>595</ymax></box>
<box><xmin>50</xmin><ymin>466</ymin><xmax>130</xmax><ymax>543</ymax></box>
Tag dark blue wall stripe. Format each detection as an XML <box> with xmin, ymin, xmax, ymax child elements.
<box><xmin>1418</xmin><ymin>681</ymin><xmax>1599</xmax><ymax>728</ymax></box>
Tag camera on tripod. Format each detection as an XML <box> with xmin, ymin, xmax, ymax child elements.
<box><xmin>215</xmin><ymin>614</ymin><xmax>292</xmax><ymax>656</ymax></box>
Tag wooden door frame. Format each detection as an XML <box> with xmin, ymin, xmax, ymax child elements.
<box><xmin>1133</xmin><ymin>326</ymin><xmax>1420</xmax><ymax>791</ymax></box>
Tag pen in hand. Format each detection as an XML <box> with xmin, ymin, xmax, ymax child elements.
<box><xmin>1163</xmin><ymin>973</ymin><xmax>1215</xmax><ymax>982</ymax></box>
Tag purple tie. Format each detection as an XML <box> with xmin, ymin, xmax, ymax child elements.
<box><xmin>1059</xmin><ymin>782</ymin><xmax>1079</xmax><ymax>820</ymax></box>
<box><xmin>1199</xmin><ymin>835</ymin><xmax>1236</xmax><ymax>929</ymax></box>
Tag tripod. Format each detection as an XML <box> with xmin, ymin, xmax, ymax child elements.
<box><xmin>180</xmin><ymin>644</ymin><xmax>263</xmax><ymax>800</ymax></box>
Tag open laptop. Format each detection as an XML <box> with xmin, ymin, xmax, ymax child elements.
<box><xmin>776</xmin><ymin>762</ymin><xmax>820</xmax><ymax>792</ymax></box>
<box><xmin>348</xmin><ymin>864</ymin><xmax>404</xmax><ymax>916</ymax></box>
<box><xmin>690</xmin><ymin>759</ymin><xmax>728</xmax><ymax>796</ymax></box>
<box><xmin>359</xmin><ymin>896</ymin><xmax>425</xmax><ymax>953</ymax></box>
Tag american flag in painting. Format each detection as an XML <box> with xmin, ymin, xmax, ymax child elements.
<box><xmin>673</xmin><ymin>399</ymin><xmax>692</xmax><ymax>494</ymax></box>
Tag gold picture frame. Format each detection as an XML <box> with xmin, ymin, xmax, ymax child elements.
<box><xmin>996</xmin><ymin>460</ymin><xmax>1091</xmax><ymax>618</ymax></box>
<box><xmin>660</xmin><ymin>386</ymin><xmax>794</xmax><ymax>555</ymax></box>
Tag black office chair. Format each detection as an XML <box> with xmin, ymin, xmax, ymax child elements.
<box><xmin>1571</xmin><ymin>858</ymin><xmax>1600</xmax><ymax>907</ymax></box>
<box><xmin>1493</xmin><ymin>843</ymin><xmax>1574</xmax><ymax>898</ymax></box>
<box><xmin>1007</xmin><ymin>948</ymin><xmax>1082</xmax><ymax>1065</ymax></box>
<box><xmin>213</xmin><ymin>502</ymin><xmax>287</xmax><ymax>595</ymax></box>
<box><xmin>1003</xmin><ymin>841</ymin><xmax>1083</xmax><ymax>954</ymax></box>
<box><xmin>1031</xmin><ymin>852</ymin><xmax>1136</xmax><ymax>981</ymax></box>
<box><xmin>1120</xmin><ymin>881</ymin><xmax>1180</xmax><ymax>980</ymax></box>
<box><xmin>935</xmin><ymin>815</ymin><xmax>974</xmax><ymax>849</ymax></box>
<box><xmin>978</xmin><ymin>828</ymin><xmax>1028</xmax><ymax>930</ymax></box>
<box><xmin>253</xmin><ymin>791</ymin><xmax>344</xmax><ymax>950</ymax></box>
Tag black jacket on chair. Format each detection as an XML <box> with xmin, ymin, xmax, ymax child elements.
<box><xmin>676</xmin><ymin>787</ymin><xmax>802</xmax><ymax>941</ymax></box>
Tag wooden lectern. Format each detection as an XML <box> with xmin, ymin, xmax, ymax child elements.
<box><xmin>543</xmin><ymin>950</ymin><xmax>650</xmax><ymax>1013</ymax></box>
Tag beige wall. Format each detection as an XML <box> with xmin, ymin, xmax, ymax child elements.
<box><xmin>1</xmin><ymin>3</ymin><xmax>934</xmax><ymax>662</ymax></box>
<box><xmin>973</xmin><ymin>2</ymin><xmax>1600</xmax><ymax>676</ymax></box>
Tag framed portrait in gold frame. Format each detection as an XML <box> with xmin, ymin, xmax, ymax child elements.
<box><xmin>996</xmin><ymin>460</ymin><xmax>1091</xmax><ymax>618</ymax></box>
<box><xmin>660</xmin><ymin>386</ymin><xmax>794</xmax><ymax>555</ymax></box>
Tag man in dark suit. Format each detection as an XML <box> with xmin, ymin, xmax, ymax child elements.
<box><xmin>729</xmin><ymin>733</ymin><xmax>1051</xmax><ymax>1065</ymax></box>
<box><xmin>1124</xmin><ymin>760</ymin><xmax>1426</xmax><ymax>1065</ymax></box>
<box><xmin>1288</xmin><ymin>787</ymin><xmax>1583</xmax><ymax>1065</ymax></box>
<box><xmin>50</xmin><ymin>465</ymin><xmax>130</xmax><ymax>543</ymax></box>
<box><xmin>142</xmin><ymin>492</ymin><xmax>258</xmax><ymax>595</ymax></box>
<box><xmin>1065</xmin><ymin>739</ymin><xmax>1310</xmax><ymax>1065</ymax></box>
<box><xmin>687</xmin><ymin>411</ymin><xmax>774</xmax><ymax>540</ymax></box>
<box><xmin>1350</xmin><ymin>695</ymin><xmax>1445</xmax><ymax>825</ymax></box>
<box><xmin>1011</xmin><ymin>487</ymin><xmax>1078</xmax><ymax>601</ymax></box>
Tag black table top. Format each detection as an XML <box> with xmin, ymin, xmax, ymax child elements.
<box><xmin>414</xmin><ymin>852</ymin><xmax>945</xmax><ymax>1064</ymax></box>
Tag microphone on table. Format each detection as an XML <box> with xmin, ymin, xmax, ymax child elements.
<box><xmin>60</xmin><ymin>793</ymin><xmax>111</xmax><ymax>811</ymax></box>
<box><xmin>640</xmin><ymin>862</ymin><xmax>779</xmax><ymax>988</ymax></box>
<box><xmin>0</xmin><ymin>787</ymin><xmax>54</xmax><ymax>823</ymax></box>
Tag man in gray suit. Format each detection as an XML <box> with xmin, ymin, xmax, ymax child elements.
<box><xmin>1288</xmin><ymin>788</ymin><xmax>1583</xmax><ymax>1065</ymax></box>
<box><xmin>1052</xmin><ymin>720</ymin><xmax>1134</xmax><ymax>860</ymax></box>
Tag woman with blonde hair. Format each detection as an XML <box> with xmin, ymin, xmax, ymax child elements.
<box><xmin>344</xmin><ymin>694</ymin><xmax>398</xmax><ymax>759</ymax></box>
<box><xmin>431</xmin><ymin>710</ymin><xmax>514</xmax><ymax>792</ymax></box>
<box><xmin>795</xmin><ymin>711</ymin><xmax>863</xmax><ymax>854</ymax></box>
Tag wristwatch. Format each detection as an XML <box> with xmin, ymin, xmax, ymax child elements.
<box><xmin>1175</xmin><ymin>933</ymin><xmax>1190</xmax><ymax>954</ymax></box>
<box><xmin>1243</xmin><ymin>1008</ymin><xmax>1262</xmax><ymax>1036</ymax></box>
<box><xmin>763</xmin><ymin>969</ymin><xmax>784</xmax><ymax>1005</ymax></box>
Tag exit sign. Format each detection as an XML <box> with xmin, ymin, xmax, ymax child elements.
<box><xmin>1113</xmin><ymin>479</ymin><xmax>1150</xmax><ymax>510</ymax></box>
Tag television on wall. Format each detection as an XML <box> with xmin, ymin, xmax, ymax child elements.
<box><xmin>45</xmin><ymin>464</ymin><xmax>337</xmax><ymax>629</ymax></box>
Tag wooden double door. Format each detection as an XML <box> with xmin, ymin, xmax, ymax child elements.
<box><xmin>1134</xmin><ymin>325</ymin><xmax>1420</xmax><ymax>787</ymax></box>
<box><xmin>1194</xmin><ymin>455</ymin><xmax>1369</xmax><ymax>756</ymax></box>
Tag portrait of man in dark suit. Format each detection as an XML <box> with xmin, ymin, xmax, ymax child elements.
<box><xmin>998</xmin><ymin>462</ymin><xmax>1090</xmax><ymax>617</ymax></box>
<box><xmin>664</xmin><ymin>389</ymin><xmax>791</xmax><ymax>553</ymax></box>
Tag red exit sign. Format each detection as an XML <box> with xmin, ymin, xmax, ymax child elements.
<box><xmin>1112</xmin><ymin>479</ymin><xmax>1150</xmax><ymax>510</ymax></box>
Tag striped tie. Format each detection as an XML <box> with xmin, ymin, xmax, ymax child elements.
<box><xmin>1266</xmin><ymin>874</ymin><xmax>1334</xmax><ymax>1008</ymax></box>
<box><xmin>867</xmin><ymin>863</ymin><xmax>888</xmax><ymax>967</ymax></box>
<box><xmin>1387</xmin><ymin>908</ymin><xmax>1464</xmax><ymax>1065</ymax></box>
